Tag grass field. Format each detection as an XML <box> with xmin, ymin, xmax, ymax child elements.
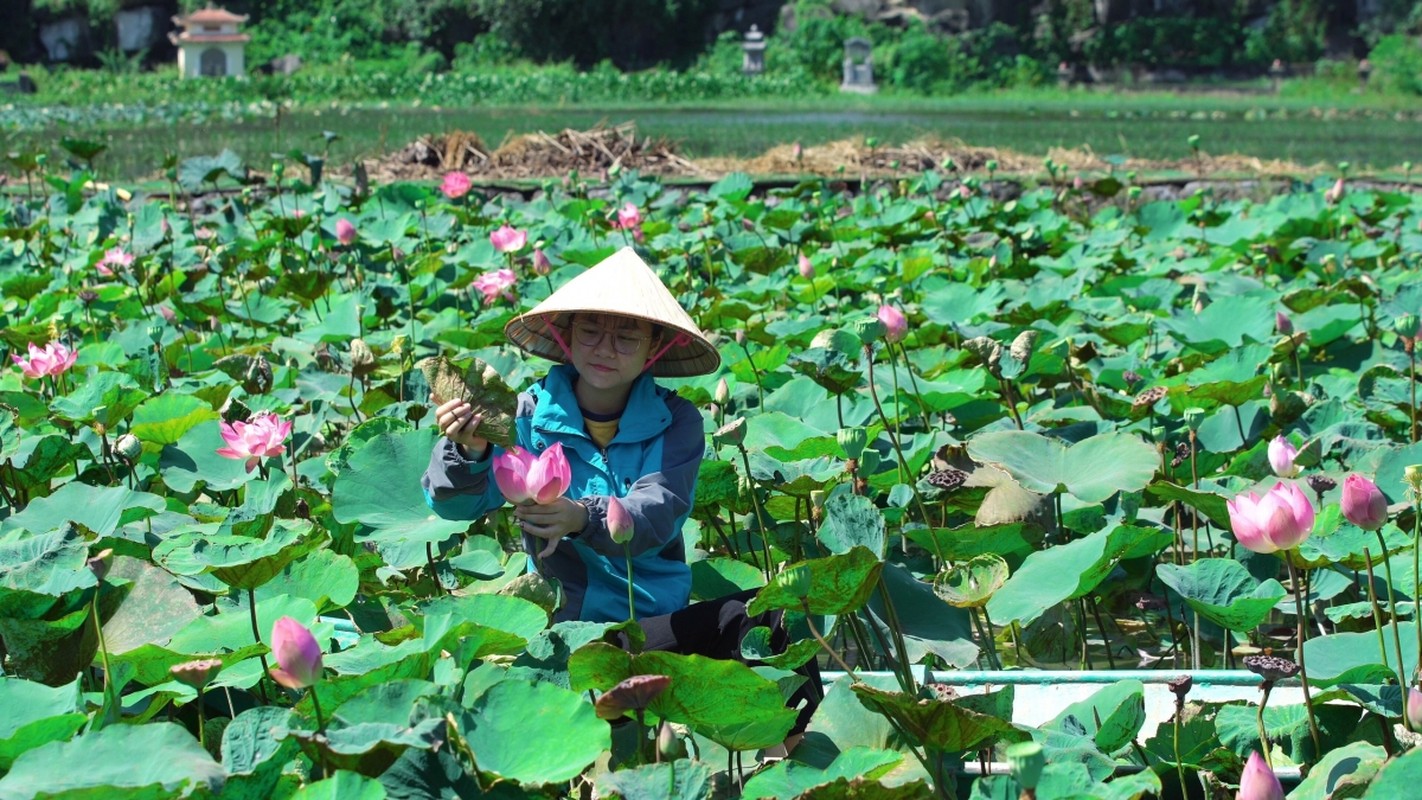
<box><xmin>5</xmin><ymin>88</ymin><xmax>1421</xmax><ymax>182</ymax></box>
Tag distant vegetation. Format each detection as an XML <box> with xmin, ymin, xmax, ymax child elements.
<box><xmin>5</xmin><ymin>1</ymin><xmax>1422</xmax><ymax>97</ymax></box>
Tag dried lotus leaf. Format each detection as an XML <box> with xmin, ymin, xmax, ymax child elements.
<box><xmin>416</xmin><ymin>355</ymin><xmax>518</xmax><ymax>447</ymax></box>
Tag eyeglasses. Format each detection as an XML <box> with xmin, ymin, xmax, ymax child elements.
<box><xmin>571</xmin><ymin>322</ymin><xmax>650</xmax><ymax>355</ymax></box>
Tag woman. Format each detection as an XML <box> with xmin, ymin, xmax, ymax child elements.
<box><xmin>421</xmin><ymin>247</ymin><xmax>820</xmax><ymax>741</ymax></box>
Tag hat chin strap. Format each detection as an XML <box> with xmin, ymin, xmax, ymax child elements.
<box><xmin>542</xmin><ymin>317</ymin><xmax>575</xmax><ymax>363</ymax></box>
<box><xmin>643</xmin><ymin>333</ymin><xmax>691</xmax><ymax>373</ymax></box>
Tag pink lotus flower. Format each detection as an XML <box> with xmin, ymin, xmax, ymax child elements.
<box><xmin>268</xmin><ymin>616</ymin><xmax>323</xmax><ymax>690</ymax></box>
<box><xmin>489</xmin><ymin>224</ymin><xmax>527</xmax><ymax>254</ymax></box>
<box><xmin>878</xmin><ymin>304</ymin><xmax>908</xmax><ymax>343</ymax></box>
<box><xmin>532</xmin><ymin>247</ymin><xmax>551</xmax><ymax>276</ymax></box>
<box><xmin>96</xmin><ymin>247</ymin><xmax>134</xmax><ymax>277</ymax></box>
<box><xmin>215</xmin><ymin>413</ymin><xmax>292</xmax><ymax>473</ymax></box>
<box><xmin>440</xmin><ymin>172</ymin><xmax>471</xmax><ymax>199</ymax></box>
<box><xmin>1325</xmin><ymin>177</ymin><xmax>1345</xmax><ymax>205</ymax></box>
<box><xmin>1408</xmin><ymin>687</ymin><xmax>1422</xmax><ymax>731</ymax></box>
<box><xmin>1267</xmin><ymin>436</ymin><xmax>1300</xmax><ymax>478</ymax></box>
<box><xmin>607</xmin><ymin>496</ymin><xmax>634</xmax><ymax>545</ymax></box>
<box><xmin>12</xmin><ymin>341</ymin><xmax>78</xmax><ymax>379</ymax></box>
<box><xmin>1237</xmin><ymin>751</ymin><xmax>1282</xmax><ymax>800</ymax></box>
<box><xmin>472</xmin><ymin>268</ymin><xmax>517</xmax><ymax>305</ymax></box>
<box><xmin>335</xmin><ymin>218</ymin><xmax>357</xmax><ymax>246</ymax></box>
<box><xmin>1227</xmin><ymin>481</ymin><xmax>1315</xmax><ymax>554</ymax></box>
<box><xmin>493</xmin><ymin>443</ymin><xmax>571</xmax><ymax>506</ymax></box>
<box><xmin>615</xmin><ymin>202</ymin><xmax>641</xmax><ymax>230</ymax></box>
<box><xmin>791</xmin><ymin>141</ymin><xmax>803</xmax><ymax>161</ymax></box>
<box><xmin>1341</xmin><ymin>473</ymin><xmax>1388</xmax><ymax>531</ymax></box>
<box><xmin>798</xmin><ymin>253</ymin><xmax>814</xmax><ymax>279</ymax></box>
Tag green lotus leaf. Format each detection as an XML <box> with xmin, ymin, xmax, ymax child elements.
<box><xmin>1157</xmin><ymin>559</ymin><xmax>1285</xmax><ymax>634</ymax></box>
<box><xmin>0</xmin><ymin>722</ymin><xmax>223</xmax><ymax>799</ymax></box>
<box><xmin>967</xmin><ymin>430</ymin><xmax>1157</xmax><ymax>503</ymax></box>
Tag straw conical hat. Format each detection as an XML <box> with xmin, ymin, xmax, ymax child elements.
<box><xmin>504</xmin><ymin>247</ymin><xmax>720</xmax><ymax>377</ymax></box>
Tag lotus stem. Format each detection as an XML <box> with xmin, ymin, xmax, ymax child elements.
<box><xmin>90</xmin><ymin>589</ymin><xmax>116</xmax><ymax>718</ymax></box>
<box><xmin>736</xmin><ymin>443</ymin><xmax>775</xmax><ymax>581</ymax></box>
<box><xmin>799</xmin><ymin>601</ymin><xmax>857</xmax><ymax>686</ymax></box>
<box><xmin>426</xmin><ymin>542</ymin><xmax>444</xmax><ymax>596</ymax></box>
<box><xmin>971</xmin><ymin>608</ymin><xmax>1001</xmax><ymax>670</ymax></box>
<box><xmin>735</xmin><ymin>336</ymin><xmax>765</xmax><ymax>409</ymax></box>
<box><xmin>892</xmin><ymin>342</ymin><xmax>933</xmax><ymax>435</ymax></box>
<box><xmin>1361</xmin><ymin>549</ymin><xmax>1394</xmax><ymax>687</ymax></box>
<box><xmin>624</xmin><ymin>545</ymin><xmax>636</xmax><ymax>623</ymax></box>
<box><xmin>1409</xmin><ymin>347</ymin><xmax>1418</xmax><ymax>444</ymax></box>
<box><xmin>1413</xmin><ymin>488</ymin><xmax>1421</xmax><ymax>684</ymax></box>
<box><xmin>1257</xmin><ymin>681</ymin><xmax>1273</xmax><ymax>768</ymax></box>
<box><xmin>1371</xmin><ymin>532</ymin><xmax>1409</xmax><ymax>716</ymax></box>
<box><xmin>1285</xmin><ymin>556</ymin><xmax>1323</xmax><ymax>755</ymax></box>
<box><xmin>247</xmin><ymin>587</ymin><xmax>271</xmax><ymax>704</ymax></box>
<box><xmin>875</xmin><ymin>579</ymin><xmax>917</xmax><ymax>694</ymax></box>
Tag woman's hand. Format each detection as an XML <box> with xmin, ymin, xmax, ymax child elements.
<box><xmin>514</xmin><ymin>498</ymin><xmax>590</xmax><ymax>557</ymax></box>
<box><xmin>433</xmin><ymin>397</ymin><xmax>489</xmax><ymax>459</ymax></box>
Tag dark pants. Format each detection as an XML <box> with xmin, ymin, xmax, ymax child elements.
<box><xmin>636</xmin><ymin>589</ymin><xmax>824</xmax><ymax>736</ymax></box>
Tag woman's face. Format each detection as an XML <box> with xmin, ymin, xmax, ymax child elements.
<box><xmin>566</xmin><ymin>314</ymin><xmax>658</xmax><ymax>396</ymax></box>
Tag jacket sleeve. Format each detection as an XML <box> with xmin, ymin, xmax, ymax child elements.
<box><xmin>576</xmin><ymin>395</ymin><xmax>705</xmax><ymax>557</ymax></box>
<box><xmin>421</xmin><ymin>437</ymin><xmax>507</xmax><ymax>520</ymax></box>
<box><xmin>423</xmin><ymin>390</ymin><xmax>540</xmax><ymax>518</ymax></box>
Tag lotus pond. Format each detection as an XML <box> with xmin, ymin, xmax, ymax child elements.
<box><xmin>3</xmin><ymin>154</ymin><xmax>1422</xmax><ymax>799</ymax></box>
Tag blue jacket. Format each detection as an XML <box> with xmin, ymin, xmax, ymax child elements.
<box><xmin>422</xmin><ymin>364</ymin><xmax>704</xmax><ymax>622</ymax></box>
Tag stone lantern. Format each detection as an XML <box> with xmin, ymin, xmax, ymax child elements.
<box><xmin>170</xmin><ymin>7</ymin><xmax>251</xmax><ymax>79</ymax></box>
<box><xmin>742</xmin><ymin>25</ymin><xmax>766</xmax><ymax>75</ymax></box>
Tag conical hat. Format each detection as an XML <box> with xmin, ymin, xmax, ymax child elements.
<box><xmin>504</xmin><ymin>247</ymin><xmax>720</xmax><ymax>377</ymax></box>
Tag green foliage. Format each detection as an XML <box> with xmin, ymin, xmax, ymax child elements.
<box><xmin>1368</xmin><ymin>34</ymin><xmax>1422</xmax><ymax>95</ymax></box>
<box><xmin>474</xmin><ymin>0</ymin><xmax>719</xmax><ymax>70</ymax></box>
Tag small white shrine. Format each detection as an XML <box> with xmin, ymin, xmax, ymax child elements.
<box><xmin>170</xmin><ymin>7</ymin><xmax>251</xmax><ymax>79</ymax></box>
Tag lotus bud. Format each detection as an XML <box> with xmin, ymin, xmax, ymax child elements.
<box><xmin>268</xmin><ymin>616</ymin><xmax>324</xmax><ymax>689</ymax></box>
<box><xmin>1183</xmin><ymin>407</ymin><xmax>1206</xmax><ymax>432</ymax></box>
<box><xmin>170</xmin><ymin>658</ymin><xmax>222</xmax><ymax>690</ymax></box>
<box><xmin>114</xmin><ymin>433</ymin><xmax>142</xmax><ymax>461</ymax></box>
<box><xmin>532</xmin><ymin>247</ymin><xmax>551</xmax><ymax>276</ymax></box>
<box><xmin>1341</xmin><ymin>474</ymin><xmax>1388</xmax><ymax>531</ymax></box>
<box><xmin>607</xmin><ymin>496</ymin><xmax>634</xmax><ymax>545</ymax></box>
<box><xmin>1127</xmin><ymin>186</ymin><xmax>1142</xmax><ymax>201</ymax></box>
<box><xmin>1267</xmin><ymin>436</ymin><xmax>1300</xmax><ymax>478</ymax></box>
<box><xmin>657</xmin><ymin>720</ymin><xmax>685</xmax><ymax>760</ymax></box>
<box><xmin>1275</xmin><ymin>311</ymin><xmax>1293</xmax><ymax>335</ymax></box>
<box><xmin>735</xmin><ymin>329</ymin><xmax>746</xmax><ymax>346</ymax></box>
<box><xmin>1187</xmin><ymin>134</ymin><xmax>1201</xmax><ymax>150</ymax></box>
<box><xmin>87</xmin><ymin>548</ymin><xmax>114</xmax><ymax>581</ymax></box>
<box><xmin>798</xmin><ymin>252</ymin><xmax>814</xmax><ymax>279</ymax></box>
<box><xmin>714</xmin><ymin>378</ymin><xmax>730</xmax><ymax>406</ymax></box>
<box><xmin>1238</xmin><ymin>751</ymin><xmax>1283</xmax><ymax>800</ymax></box>
<box><xmin>985</xmin><ymin>159</ymin><xmax>998</xmax><ymax>173</ymax></box>
<box><xmin>838</xmin><ymin>427</ymin><xmax>868</xmax><ymax>461</ymax></box>
<box><xmin>1408</xmin><ymin>687</ymin><xmax>1422</xmax><ymax>731</ymax></box>
<box><xmin>776</xmin><ymin>564</ymin><xmax>813</xmax><ymax>599</ymax></box>
<box><xmin>1004</xmin><ymin>741</ymin><xmax>1045</xmax><ymax>791</ymax></box>
<box><xmin>713</xmin><ymin>417</ymin><xmax>746</xmax><ymax>448</ymax></box>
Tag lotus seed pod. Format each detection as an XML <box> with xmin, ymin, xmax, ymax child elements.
<box><xmin>1004</xmin><ymin>741</ymin><xmax>1045</xmax><ymax>790</ymax></box>
<box><xmin>838</xmin><ymin>427</ymin><xmax>868</xmax><ymax>460</ymax></box>
<box><xmin>810</xmin><ymin>489</ymin><xmax>827</xmax><ymax>509</ymax></box>
<box><xmin>1395</xmin><ymin>314</ymin><xmax>1418</xmax><ymax>338</ymax></box>
<box><xmin>1183</xmin><ymin>407</ymin><xmax>1206</xmax><ymax>431</ymax></box>
<box><xmin>1127</xmin><ymin>186</ymin><xmax>1142</xmax><ymax>200</ymax></box>
<box><xmin>1406</xmin><ymin>465</ymin><xmax>1422</xmax><ymax>492</ymax></box>
<box><xmin>114</xmin><ymin>433</ymin><xmax>142</xmax><ymax>461</ymax></box>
